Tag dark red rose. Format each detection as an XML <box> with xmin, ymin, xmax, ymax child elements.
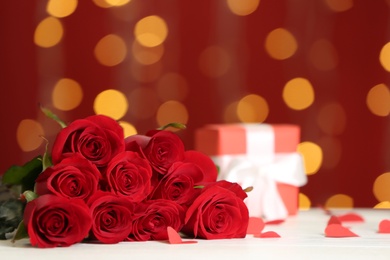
<box><xmin>182</xmin><ymin>181</ymin><xmax>249</xmax><ymax>239</ymax></box>
<box><xmin>124</xmin><ymin>134</ymin><xmax>151</xmax><ymax>154</ymax></box>
<box><xmin>87</xmin><ymin>191</ymin><xmax>134</xmax><ymax>244</ymax></box>
<box><xmin>183</xmin><ymin>150</ymin><xmax>218</xmax><ymax>182</ymax></box>
<box><xmin>103</xmin><ymin>151</ymin><xmax>153</xmax><ymax>203</ymax></box>
<box><xmin>142</xmin><ymin>130</ymin><xmax>185</xmax><ymax>174</ymax></box>
<box><xmin>150</xmin><ymin>161</ymin><xmax>204</xmax><ymax>206</ymax></box>
<box><xmin>35</xmin><ymin>154</ymin><xmax>100</xmax><ymax>201</ymax></box>
<box><xmin>127</xmin><ymin>199</ymin><xmax>185</xmax><ymax>241</ymax></box>
<box><xmin>23</xmin><ymin>194</ymin><xmax>92</xmax><ymax>248</ymax></box>
<box><xmin>51</xmin><ymin>115</ymin><xmax>125</xmax><ymax>168</ymax></box>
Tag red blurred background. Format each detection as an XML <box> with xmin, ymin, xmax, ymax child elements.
<box><xmin>1</xmin><ymin>0</ymin><xmax>390</xmax><ymax>208</ymax></box>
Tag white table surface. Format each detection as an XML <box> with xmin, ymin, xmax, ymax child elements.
<box><xmin>2</xmin><ymin>208</ymin><xmax>390</xmax><ymax>260</ymax></box>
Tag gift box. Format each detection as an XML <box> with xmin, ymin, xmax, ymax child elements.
<box><xmin>195</xmin><ymin>123</ymin><xmax>307</xmax><ymax>221</ymax></box>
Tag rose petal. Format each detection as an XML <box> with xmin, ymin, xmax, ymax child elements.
<box><xmin>327</xmin><ymin>216</ymin><xmax>341</xmax><ymax>226</ymax></box>
<box><xmin>336</xmin><ymin>213</ymin><xmax>364</xmax><ymax>222</ymax></box>
<box><xmin>254</xmin><ymin>231</ymin><xmax>281</xmax><ymax>238</ymax></box>
<box><xmin>246</xmin><ymin>217</ymin><xmax>265</xmax><ymax>234</ymax></box>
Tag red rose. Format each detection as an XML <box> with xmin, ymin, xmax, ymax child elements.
<box><xmin>150</xmin><ymin>161</ymin><xmax>204</xmax><ymax>206</ymax></box>
<box><xmin>51</xmin><ymin>115</ymin><xmax>125</xmax><ymax>168</ymax></box>
<box><xmin>103</xmin><ymin>151</ymin><xmax>153</xmax><ymax>203</ymax></box>
<box><xmin>183</xmin><ymin>150</ymin><xmax>218</xmax><ymax>183</ymax></box>
<box><xmin>35</xmin><ymin>154</ymin><xmax>100</xmax><ymax>201</ymax></box>
<box><xmin>142</xmin><ymin>130</ymin><xmax>185</xmax><ymax>174</ymax></box>
<box><xmin>87</xmin><ymin>191</ymin><xmax>134</xmax><ymax>244</ymax></box>
<box><xmin>127</xmin><ymin>199</ymin><xmax>185</xmax><ymax>241</ymax></box>
<box><xmin>182</xmin><ymin>181</ymin><xmax>249</xmax><ymax>239</ymax></box>
<box><xmin>23</xmin><ymin>194</ymin><xmax>92</xmax><ymax>248</ymax></box>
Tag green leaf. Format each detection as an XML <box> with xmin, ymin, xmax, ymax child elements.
<box><xmin>23</xmin><ymin>190</ymin><xmax>38</xmax><ymax>203</ymax></box>
<box><xmin>157</xmin><ymin>122</ymin><xmax>186</xmax><ymax>131</ymax></box>
<box><xmin>194</xmin><ymin>185</ymin><xmax>205</xmax><ymax>189</ymax></box>
<box><xmin>40</xmin><ymin>105</ymin><xmax>67</xmax><ymax>128</ymax></box>
<box><xmin>2</xmin><ymin>156</ymin><xmax>43</xmax><ymax>192</ymax></box>
<box><xmin>11</xmin><ymin>220</ymin><xmax>29</xmax><ymax>243</ymax></box>
<box><xmin>41</xmin><ymin>137</ymin><xmax>52</xmax><ymax>171</ymax></box>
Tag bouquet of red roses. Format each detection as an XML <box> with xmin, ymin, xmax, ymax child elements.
<box><xmin>2</xmin><ymin>112</ymin><xmax>250</xmax><ymax>248</ymax></box>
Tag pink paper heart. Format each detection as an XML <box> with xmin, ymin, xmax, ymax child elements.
<box><xmin>378</xmin><ymin>219</ymin><xmax>390</xmax><ymax>233</ymax></box>
<box><xmin>325</xmin><ymin>224</ymin><xmax>359</xmax><ymax>238</ymax></box>
<box><xmin>247</xmin><ymin>217</ymin><xmax>265</xmax><ymax>234</ymax></box>
<box><xmin>167</xmin><ymin>226</ymin><xmax>197</xmax><ymax>244</ymax></box>
<box><xmin>254</xmin><ymin>231</ymin><xmax>281</xmax><ymax>238</ymax></box>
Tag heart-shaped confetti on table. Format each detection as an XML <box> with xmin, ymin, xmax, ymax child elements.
<box><xmin>327</xmin><ymin>216</ymin><xmax>342</xmax><ymax>226</ymax></box>
<box><xmin>265</xmin><ymin>219</ymin><xmax>285</xmax><ymax>225</ymax></box>
<box><xmin>254</xmin><ymin>231</ymin><xmax>281</xmax><ymax>238</ymax></box>
<box><xmin>378</xmin><ymin>219</ymin><xmax>390</xmax><ymax>233</ymax></box>
<box><xmin>167</xmin><ymin>227</ymin><xmax>197</xmax><ymax>244</ymax></box>
<box><xmin>336</xmin><ymin>212</ymin><xmax>364</xmax><ymax>222</ymax></box>
<box><xmin>247</xmin><ymin>217</ymin><xmax>265</xmax><ymax>234</ymax></box>
<box><xmin>325</xmin><ymin>224</ymin><xmax>359</xmax><ymax>238</ymax></box>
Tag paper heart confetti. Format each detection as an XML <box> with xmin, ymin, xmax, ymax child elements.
<box><xmin>265</xmin><ymin>219</ymin><xmax>285</xmax><ymax>225</ymax></box>
<box><xmin>336</xmin><ymin>212</ymin><xmax>364</xmax><ymax>222</ymax></box>
<box><xmin>327</xmin><ymin>216</ymin><xmax>342</xmax><ymax>226</ymax></box>
<box><xmin>167</xmin><ymin>227</ymin><xmax>197</xmax><ymax>244</ymax></box>
<box><xmin>378</xmin><ymin>219</ymin><xmax>390</xmax><ymax>233</ymax></box>
<box><xmin>325</xmin><ymin>224</ymin><xmax>359</xmax><ymax>238</ymax></box>
<box><xmin>254</xmin><ymin>231</ymin><xmax>281</xmax><ymax>238</ymax></box>
<box><xmin>247</xmin><ymin>217</ymin><xmax>265</xmax><ymax>234</ymax></box>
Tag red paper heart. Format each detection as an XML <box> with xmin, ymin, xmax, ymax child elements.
<box><xmin>336</xmin><ymin>213</ymin><xmax>364</xmax><ymax>222</ymax></box>
<box><xmin>378</xmin><ymin>219</ymin><xmax>390</xmax><ymax>233</ymax></box>
<box><xmin>327</xmin><ymin>216</ymin><xmax>341</xmax><ymax>226</ymax></box>
<box><xmin>247</xmin><ymin>217</ymin><xmax>265</xmax><ymax>234</ymax></box>
<box><xmin>325</xmin><ymin>224</ymin><xmax>358</xmax><ymax>237</ymax></box>
<box><xmin>167</xmin><ymin>226</ymin><xmax>197</xmax><ymax>244</ymax></box>
<box><xmin>265</xmin><ymin>219</ymin><xmax>285</xmax><ymax>225</ymax></box>
<box><xmin>254</xmin><ymin>231</ymin><xmax>281</xmax><ymax>238</ymax></box>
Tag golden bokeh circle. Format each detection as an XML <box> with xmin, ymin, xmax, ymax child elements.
<box><xmin>297</xmin><ymin>141</ymin><xmax>323</xmax><ymax>175</ymax></box>
<box><xmin>265</xmin><ymin>28</ymin><xmax>298</xmax><ymax>60</ymax></box>
<box><xmin>373</xmin><ymin>172</ymin><xmax>390</xmax><ymax>202</ymax></box>
<box><xmin>17</xmin><ymin>119</ymin><xmax>45</xmax><ymax>152</ymax></box>
<box><xmin>283</xmin><ymin>77</ymin><xmax>315</xmax><ymax>110</ymax></box>
<box><xmin>46</xmin><ymin>0</ymin><xmax>78</xmax><ymax>18</ymax></box>
<box><xmin>325</xmin><ymin>194</ymin><xmax>353</xmax><ymax>209</ymax></box>
<box><xmin>226</xmin><ymin>0</ymin><xmax>260</xmax><ymax>16</ymax></box>
<box><xmin>299</xmin><ymin>193</ymin><xmax>311</xmax><ymax>210</ymax></box>
<box><xmin>134</xmin><ymin>15</ymin><xmax>168</xmax><ymax>47</ymax></box>
<box><xmin>94</xmin><ymin>34</ymin><xmax>127</xmax><ymax>67</ymax></box>
<box><xmin>156</xmin><ymin>101</ymin><xmax>189</xmax><ymax>129</ymax></box>
<box><xmin>52</xmin><ymin>78</ymin><xmax>83</xmax><ymax>111</ymax></box>
<box><xmin>237</xmin><ymin>94</ymin><xmax>269</xmax><ymax>123</ymax></box>
<box><xmin>93</xmin><ymin>89</ymin><xmax>128</xmax><ymax>120</ymax></box>
<box><xmin>34</xmin><ymin>16</ymin><xmax>63</xmax><ymax>48</ymax></box>
<box><xmin>366</xmin><ymin>83</ymin><xmax>390</xmax><ymax>116</ymax></box>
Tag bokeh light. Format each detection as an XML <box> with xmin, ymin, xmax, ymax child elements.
<box><xmin>265</xmin><ymin>28</ymin><xmax>297</xmax><ymax>60</ymax></box>
<box><xmin>199</xmin><ymin>45</ymin><xmax>231</xmax><ymax>78</ymax></box>
<box><xmin>156</xmin><ymin>73</ymin><xmax>189</xmax><ymax>101</ymax></box>
<box><xmin>94</xmin><ymin>34</ymin><xmax>127</xmax><ymax>66</ymax></box>
<box><xmin>237</xmin><ymin>94</ymin><xmax>269</xmax><ymax>123</ymax></box>
<box><xmin>380</xmin><ymin>42</ymin><xmax>390</xmax><ymax>72</ymax></box>
<box><xmin>118</xmin><ymin>121</ymin><xmax>137</xmax><ymax>137</ymax></box>
<box><xmin>130</xmin><ymin>61</ymin><xmax>163</xmax><ymax>83</ymax></box>
<box><xmin>34</xmin><ymin>17</ymin><xmax>63</xmax><ymax>48</ymax></box>
<box><xmin>308</xmin><ymin>39</ymin><xmax>338</xmax><ymax>71</ymax></box>
<box><xmin>52</xmin><ymin>78</ymin><xmax>83</xmax><ymax>111</ymax></box>
<box><xmin>128</xmin><ymin>87</ymin><xmax>160</xmax><ymax>119</ymax></box>
<box><xmin>93</xmin><ymin>89</ymin><xmax>128</xmax><ymax>120</ymax></box>
<box><xmin>325</xmin><ymin>194</ymin><xmax>353</xmax><ymax>208</ymax></box>
<box><xmin>374</xmin><ymin>201</ymin><xmax>390</xmax><ymax>209</ymax></box>
<box><xmin>299</xmin><ymin>193</ymin><xmax>311</xmax><ymax>210</ymax></box>
<box><xmin>46</xmin><ymin>0</ymin><xmax>78</xmax><ymax>18</ymax></box>
<box><xmin>226</xmin><ymin>0</ymin><xmax>260</xmax><ymax>16</ymax></box>
<box><xmin>132</xmin><ymin>40</ymin><xmax>164</xmax><ymax>65</ymax></box>
<box><xmin>297</xmin><ymin>141</ymin><xmax>323</xmax><ymax>175</ymax></box>
<box><xmin>17</xmin><ymin>119</ymin><xmax>45</xmax><ymax>152</ymax></box>
<box><xmin>324</xmin><ymin>0</ymin><xmax>353</xmax><ymax>12</ymax></box>
<box><xmin>373</xmin><ymin>172</ymin><xmax>390</xmax><ymax>202</ymax></box>
<box><xmin>134</xmin><ymin>15</ymin><xmax>168</xmax><ymax>47</ymax></box>
<box><xmin>156</xmin><ymin>101</ymin><xmax>189</xmax><ymax>129</ymax></box>
<box><xmin>366</xmin><ymin>83</ymin><xmax>390</xmax><ymax>116</ymax></box>
<box><xmin>93</xmin><ymin>0</ymin><xmax>131</xmax><ymax>8</ymax></box>
<box><xmin>316</xmin><ymin>136</ymin><xmax>342</xmax><ymax>169</ymax></box>
<box><xmin>316</xmin><ymin>102</ymin><xmax>346</xmax><ymax>135</ymax></box>
<box><xmin>223</xmin><ymin>101</ymin><xmax>240</xmax><ymax>123</ymax></box>
<box><xmin>283</xmin><ymin>77</ymin><xmax>315</xmax><ymax>110</ymax></box>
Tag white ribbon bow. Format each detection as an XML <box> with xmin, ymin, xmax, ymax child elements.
<box><xmin>213</xmin><ymin>153</ymin><xmax>307</xmax><ymax>221</ymax></box>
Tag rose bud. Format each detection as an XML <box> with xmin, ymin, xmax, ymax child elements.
<box><xmin>103</xmin><ymin>151</ymin><xmax>153</xmax><ymax>203</ymax></box>
<box><xmin>182</xmin><ymin>181</ymin><xmax>249</xmax><ymax>239</ymax></box>
<box><xmin>35</xmin><ymin>154</ymin><xmax>100</xmax><ymax>202</ymax></box>
<box><xmin>51</xmin><ymin>115</ymin><xmax>125</xmax><ymax>168</ymax></box>
<box><xmin>87</xmin><ymin>191</ymin><xmax>134</xmax><ymax>244</ymax></box>
<box><xmin>23</xmin><ymin>194</ymin><xmax>92</xmax><ymax>248</ymax></box>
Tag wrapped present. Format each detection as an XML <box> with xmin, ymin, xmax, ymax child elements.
<box><xmin>195</xmin><ymin>123</ymin><xmax>307</xmax><ymax>221</ymax></box>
